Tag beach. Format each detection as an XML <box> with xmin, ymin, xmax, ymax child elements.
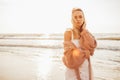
<box><xmin>0</xmin><ymin>33</ymin><xmax>120</xmax><ymax>80</ymax></box>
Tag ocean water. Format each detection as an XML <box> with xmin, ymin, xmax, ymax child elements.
<box><xmin>0</xmin><ymin>33</ymin><xmax>120</xmax><ymax>80</ymax></box>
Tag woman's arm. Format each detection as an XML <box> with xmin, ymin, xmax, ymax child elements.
<box><xmin>64</xmin><ymin>30</ymin><xmax>77</xmax><ymax>50</ymax></box>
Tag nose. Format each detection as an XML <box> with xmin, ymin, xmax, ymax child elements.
<box><xmin>76</xmin><ymin>17</ymin><xmax>81</xmax><ymax>21</ymax></box>
<box><xmin>76</xmin><ymin>19</ymin><xmax>81</xmax><ymax>22</ymax></box>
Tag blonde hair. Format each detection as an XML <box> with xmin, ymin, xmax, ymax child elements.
<box><xmin>72</xmin><ymin>8</ymin><xmax>83</xmax><ymax>14</ymax></box>
<box><xmin>71</xmin><ymin>8</ymin><xmax>86</xmax><ymax>30</ymax></box>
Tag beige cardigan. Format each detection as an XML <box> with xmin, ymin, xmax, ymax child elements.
<box><xmin>63</xmin><ymin>29</ymin><xmax>97</xmax><ymax>80</ymax></box>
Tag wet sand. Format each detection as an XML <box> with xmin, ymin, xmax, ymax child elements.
<box><xmin>0</xmin><ymin>47</ymin><xmax>120</xmax><ymax>80</ymax></box>
<box><xmin>0</xmin><ymin>53</ymin><xmax>37</xmax><ymax>80</ymax></box>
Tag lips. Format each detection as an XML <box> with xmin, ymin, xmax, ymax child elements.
<box><xmin>77</xmin><ymin>22</ymin><xmax>81</xmax><ymax>24</ymax></box>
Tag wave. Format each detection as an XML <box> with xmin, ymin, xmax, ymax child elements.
<box><xmin>0</xmin><ymin>33</ymin><xmax>120</xmax><ymax>51</ymax></box>
<box><xmin>97</xmin><ymin>47</ymin><xmax>120</xmax><ymax>51</ymax></box>
<box><xmin>0</xmin><ymin>33</ymin><xmax>120</xmax><ymax>41</ymax></box>
<box><xmin>0</xmin><ymin>44</ymin><xmax>120</xmax><ymax>51</ymax></box>
<box><xmin>0</xmin><ymin>44</ymin><xmax>63</xmax><ymax>49</ymax></box>
<box><xmin>0</xmin><ymin>34</ymin><xmax>63</xmax><ymax>39</ymax></box>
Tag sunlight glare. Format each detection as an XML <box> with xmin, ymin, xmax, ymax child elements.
<box><xmin>37</xmin><ymin>52</ymin><xmax>53</xmax><ymax>79</ymax></box>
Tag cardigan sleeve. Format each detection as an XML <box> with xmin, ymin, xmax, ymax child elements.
<box><xmin>80</xmin><ymin>30</ymin><xmax>97</xmax><ymax>56</ymax></box>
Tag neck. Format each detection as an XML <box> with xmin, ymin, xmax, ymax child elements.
<box><xmin>73</xmin><ymin>27</ymin><xmax>82</xmax><ymax>33</ymax></box>
<box><xmin>73</xmin><ymin>27</ymin><xmax>79</xmax><ymax>31</ymax></box>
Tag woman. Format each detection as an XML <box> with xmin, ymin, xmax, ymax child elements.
<box><xmin>63</xmin><ymin>8</ymin><xmax>97</xmax><ymax>80</ymax></box>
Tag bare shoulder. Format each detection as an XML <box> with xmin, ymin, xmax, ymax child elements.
<box><xmin>64</xmin><ymin>28</ymin><xmax>72</xmax><ymax>41</ymax></box>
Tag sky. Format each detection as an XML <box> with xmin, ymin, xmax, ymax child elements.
<box><xmin>0</xmin><ymin>0</ymin><xmax>120</xmax><ymax>34</ymax></box>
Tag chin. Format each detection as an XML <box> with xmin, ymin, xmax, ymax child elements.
<box><xmin>77</xmin><ymin>24</ymin><xmax>81</xmax><ymax>27</ymax></box>
<box><xmin>77</xmin><ymin>26</ymin><xmax>82</xmax><ymax>30</ymax></box>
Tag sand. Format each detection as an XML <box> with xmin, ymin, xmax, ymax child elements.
<box><xmin>0</xmin><ymin>47</ymin><xmax>120</xmax><ymax>80</ymax></box>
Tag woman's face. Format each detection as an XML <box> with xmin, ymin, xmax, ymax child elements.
<box><xmin>72</xmin><ymin>11</ymin><xmax>84</xmax><ymax>29</ymax></box>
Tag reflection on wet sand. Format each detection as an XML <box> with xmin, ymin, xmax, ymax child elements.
<box><xmin>0</xmin><ymin>48</ymin><xmax>120</xmax><ymax>80</ymax></box>
<box><xmin>0</xmin><ymin>54</ymin><xmax>37</xmax><ymax>80</ymax></box>
<box><xmin>37</xmin><ymin>51</ymin><xmax>53</xmax><ymax>80</ymax></box>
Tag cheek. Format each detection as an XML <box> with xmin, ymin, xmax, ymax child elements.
<box><xmin>81</xmin><ymin>19</ymin><xmax>84</xmax><ymax>23</ymax></box>
<box><xmin>73</xmin><ymin>18</ymin><xmax>77</xmax><ymax>22</ymax></box>
<box><xmin>79</xmin><ymin>18</ymin><xmax>84</xmax><ymax>21</ymax></box>
<box><xmin>82</xmin><ymin>18</ymin><xmax>84</xmax><ymax>21</ymax></box>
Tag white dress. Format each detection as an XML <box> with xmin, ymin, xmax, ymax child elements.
<box><xmin>65</xmin><ymin>39</ymin><xmax>90</xmax><ymax>80</ymax></box>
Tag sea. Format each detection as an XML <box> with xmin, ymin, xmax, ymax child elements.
<box><xmin>0</xmin><ymin>33</ymin><xmax>120</xmax><ymax>80</ymax></box>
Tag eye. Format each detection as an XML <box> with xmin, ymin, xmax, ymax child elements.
<box><xmin>74</xmin><ymin>16</ymin><xmax>77</xmax><ymax>19</ymax></box>
<box><xmin>79</xmin><ymin>15</ymin><xmax>82</xmax><ymax>18</ymax></box>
